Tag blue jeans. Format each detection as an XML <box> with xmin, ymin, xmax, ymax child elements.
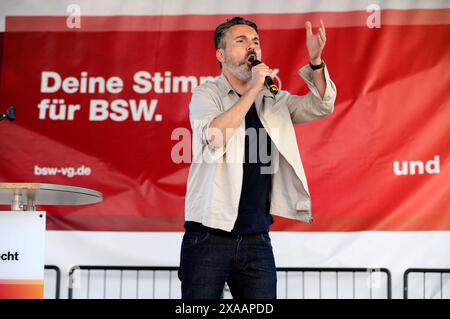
<box><xmin>178</xmin><ymin>231</ymin><xmax>277</xmax><ymax>299</ymax></box>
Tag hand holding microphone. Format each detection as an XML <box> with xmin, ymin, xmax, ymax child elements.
<box><xmin>249</xmin><ymin>59</ymin><xmax>278</xmax><ymax>95</ymax></box>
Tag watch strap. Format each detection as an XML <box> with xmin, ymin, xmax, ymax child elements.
<box><xmin>309</xmin><ymin>59</ymin><xmax>325</xmax><ymax>70</ymax></box>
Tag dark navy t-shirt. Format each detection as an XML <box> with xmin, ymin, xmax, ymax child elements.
<box><xmin>185</xmin><ymin>97</ymin><xmax>273</xmax><ymax>235</ymax></box>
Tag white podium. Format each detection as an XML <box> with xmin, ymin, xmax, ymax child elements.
<box><xmin>0</xmin><ymin>183</ymin><xmax>102</xmax><ymax>299</ymax></box>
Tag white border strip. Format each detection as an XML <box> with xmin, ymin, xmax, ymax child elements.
<box><xmin>1</xmin><ymin>0</ymin><xmax>449</xmax><ymax>17</ymax></box>
<box><xmin>0</xmin><ymin>0</ymin><xmax>448</xmax><ymax>31</ymax></box>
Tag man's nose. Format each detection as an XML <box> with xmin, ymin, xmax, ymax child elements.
<box><xmin>247</xmin><ymin>42</ymin><xmax>255</xmax><ymax>51</ymax></box>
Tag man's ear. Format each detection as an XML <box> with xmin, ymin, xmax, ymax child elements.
<box><xmin>216</xmin><ymin>48</ymin><xmax>225</xmax><ymax>64</ymax></box>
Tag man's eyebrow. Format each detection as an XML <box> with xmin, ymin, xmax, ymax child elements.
<box><xmin>233</xmin><ymin>35</ymin><xmax>260</xmax><ymax>41</ymax></box>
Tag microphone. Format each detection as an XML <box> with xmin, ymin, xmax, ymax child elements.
<box><xmin>0</xmin><ymin>106</ymin><xmax>16</xmax><ymax>122</ymax></box>
<box><xmin>250</xmin><ymin>59</ymin><xmax>278</xmax><ymax>95</ymax></box>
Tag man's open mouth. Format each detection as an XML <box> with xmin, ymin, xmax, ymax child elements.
<box><xmin>247</xmin><ymin>54</ymin><xmax>256</xmax><ymax>63</ymax></box>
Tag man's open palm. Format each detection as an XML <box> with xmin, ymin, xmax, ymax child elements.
<box><xmin>306</xmin><ymin>20</ymin><xmax>326</xmax><ymax>62</ymax></box>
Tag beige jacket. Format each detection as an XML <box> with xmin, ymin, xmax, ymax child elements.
<box><xmin>185</xmin><ymin>65</ymin><xmax>337</xmax><ymax>232</ymax></box>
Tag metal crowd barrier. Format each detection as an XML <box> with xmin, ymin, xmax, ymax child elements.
<box><xmin>67</xmin><ymin>266</ymin><xmax>392</xmax><ymax>299</ymax></box>
<box><xmin>403</xmin><ymin>268</ymin><xmax>450</xmax><ymax>299</ymax></box>
<box><xmin>275</xmin><ymin>267</ymin><xmax>391</xmax><ymax>299</ymax></box>
<box><xmin>44</xmin><ymin>265</ymin><xmax>61</xmax><ymax>299</ymax></box>
<box><xmin>68</xmin><ymin>266</ymin><xmax>179</xmax><ymax>299</ymax></box>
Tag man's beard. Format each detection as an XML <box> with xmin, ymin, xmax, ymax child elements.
<box><xmin>224</xmin><ymin>52</ymin><xmax>252</xmax><ymax>82</ymax></box>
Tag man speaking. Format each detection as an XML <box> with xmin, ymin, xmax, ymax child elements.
<box><xmin>178</xmin><ymin>16</ymin><xmax>337</xmax><ymax>299</ymax></box>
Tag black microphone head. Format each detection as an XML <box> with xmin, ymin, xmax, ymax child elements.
<box><xmin>250</xmin><ymin>59</ymin><xmax>262</xmax><ymax>69</ymax></box>
<box><xmin>6</xmin><ymin>106</ymin><xmax>16</xmax><ymax>121</ymax></box>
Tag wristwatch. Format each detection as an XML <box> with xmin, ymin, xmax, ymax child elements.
<box><xmin>309</xmin><ymin>59</ymin><xmax>325</xmax><ymax>70</ymax></box>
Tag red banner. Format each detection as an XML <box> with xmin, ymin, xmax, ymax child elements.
<box><xmin>0</xmin><ymin>12</ymin><xmax>449</xmax><ymax>231</ymax></box>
